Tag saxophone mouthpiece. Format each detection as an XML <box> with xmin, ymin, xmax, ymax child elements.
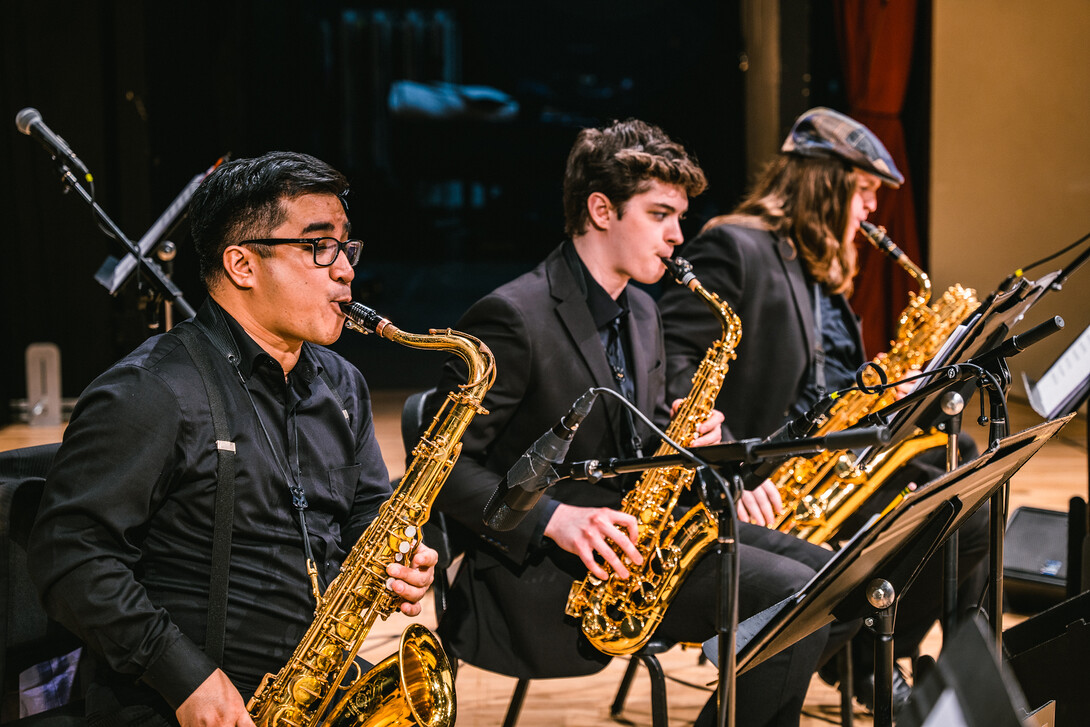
<box><xmin>860</xmin><ymin>221</ymin><xmax>905</xmax><ymax>261</ymax></box>
<box><xmin>662</xmin><ymin>256</ymin><xmax>698</xmax><ymax>289</ymax></box>
<box><xmin>340</xmin><ymin>301</ymin><xmax>389</xmax><ymax>336</ymax></box>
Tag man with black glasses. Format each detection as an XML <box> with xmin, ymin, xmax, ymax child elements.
<box><xmin>29</xmin><ymin>151</ymin><xmax>437</xmax><ymax>727</ymax></box>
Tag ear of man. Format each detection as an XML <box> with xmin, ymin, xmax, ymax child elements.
<box><xmin>586</xmin><ymin>191</ymin><xmax>614</xmax><ymax>232</ymax></box>
<box><xmin>221</xmin><ymin>245</ymin><xmax>258</xmax><ymax>291</ymax></box>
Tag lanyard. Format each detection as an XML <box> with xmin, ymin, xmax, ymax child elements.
<box><xmin>200</xmin><ymin>307</ymin><xmax>325</xmax><ymax>605</ymax></box>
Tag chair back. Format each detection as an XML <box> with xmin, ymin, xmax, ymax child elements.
<box><xmin>0</xmin><ymin>443</ymin><xmax>85</xmax><ymax>723</ymax></box>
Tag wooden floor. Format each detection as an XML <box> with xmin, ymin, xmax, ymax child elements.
<box><xmin>2</xmin><ymin>394</ymin><xmax>1086</xmax><ymax>726</ymax></box>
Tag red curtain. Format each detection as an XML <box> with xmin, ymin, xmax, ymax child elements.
<box><xmin>836</xmin><ymin>0</ymin><xmax>921</xmax><ymax>357</ymax></box>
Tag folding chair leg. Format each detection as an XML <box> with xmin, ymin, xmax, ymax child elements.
<box><xmin>610</xmin><ymin>657</ymin><xmax>642</xmax><ymax>717</ymax></box>
<box><xmin>503</xmin><ymin>678</ymin><xmax>530</xmax><ymax>727</ymax></box>
<box><xmin>640</xmin><ymin>654</ymin><xmax>669</xmax><ymax>727</ymax></box>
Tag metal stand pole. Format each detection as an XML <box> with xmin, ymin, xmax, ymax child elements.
<box><xmin>940</xmin><ymin>391</ymin><xmax>965</xmax><ymax>641</ymax></box>
<box><xmin>866</xmin><ymin>578</ymin><xmax>898</xmax><ymax>727</ymax></box>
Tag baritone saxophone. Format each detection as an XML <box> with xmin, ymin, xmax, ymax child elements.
<box><xmin>247</xmin><ymin>301</ymin><xmax>496</xmax><ymax>727</ymax></box>
<box><xmin>770</xmin><ymin>222</ymin><xmax>978</xmax><ymax>543</ymax></box>
<box><xmin>565</xmin><ymin>256</ymin><xmax>741</xmax><ymax>656</ymax></box>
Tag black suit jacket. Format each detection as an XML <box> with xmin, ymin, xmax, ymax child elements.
<box><xmin>658</xmin><ymin>224</ymin><xmax>864</xmax><ymax>440</ymax></box>
<box><xmin>427</xmin><ymin>242</ymin><xmax>671</xmax><ymax>678</ymax></box>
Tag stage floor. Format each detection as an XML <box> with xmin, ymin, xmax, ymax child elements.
<box><xmin>2</xmin><ymin>395</ymin><xmax>1085</xmax><ymax>726</ymax></box>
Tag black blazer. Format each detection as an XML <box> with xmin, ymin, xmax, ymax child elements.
<box><xmin>427</xmin><ymin>242</ymin><xmax>670</xmax><ymax>678</ymax></box>
<box><xmin>658</xmin><ymin>224</ymin><xmax>864</xmax><ymax>440</ymax></box>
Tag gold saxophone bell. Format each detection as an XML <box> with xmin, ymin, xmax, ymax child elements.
<box><xmin>326</xmin><ymin>624</ymin><xmax>456</xmax><ymax>727</ymax></box>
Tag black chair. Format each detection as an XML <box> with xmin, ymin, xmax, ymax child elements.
<box><xmin>402</xmin><ymin>390</ymin><xmax>681</xmax><ymax>727</ymax></box>
<box><xmin>0</xmin><ymin>443</ymin><xmax>84</xmax><ymax>725</ymax></box>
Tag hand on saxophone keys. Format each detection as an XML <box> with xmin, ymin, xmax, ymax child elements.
<box><xmin>544</xmin><ymin>503</ymin><xmax>644</xmax><ymax>580</ymax></box>
<box><xmin>669</xmin><ymin>399</ymin><xmax>726</xmax><ymax>446</ymax></box>
<box><xmin>385</xmin><ymin>543</ymin><xmax>439</xmax><ymax>617</ymax></box>
<box><xmin>736</xmin><ymin>479</ymin><xmax>786</xmax><ymax>527</ymax></box>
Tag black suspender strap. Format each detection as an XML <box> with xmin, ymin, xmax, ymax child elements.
<box><xmin>811</xmin><ymin>283</ymin><xmax>828</xmax><ymax>399</ymax></box>
<box><xmin>174</xmin><ymin>324</ymin><xmax>236</xmax><ymax>665</ymax></box>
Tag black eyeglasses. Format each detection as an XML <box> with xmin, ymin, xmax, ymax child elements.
<box><xmin>240</xmin><ymin>237</ymin><xmax>364</xmax><ymax>267</ymax></box>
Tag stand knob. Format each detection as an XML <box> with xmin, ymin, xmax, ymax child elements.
<box><xmin>940</xmin><ymin>391</ymin><xmax>965</xmax><ymax>416</ymax></box>
<box><xmin>866</xmin><ymin>578</ymin><xmax>896</xmax><ymax>610</ymax></box>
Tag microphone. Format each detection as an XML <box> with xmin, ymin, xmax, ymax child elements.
<box><xmin>736</xmin><ymin>394</ymin><xmax>837</xmax><ymax>488</ymax></box>
<box><xmin>482</xmin><ymin>390</ymin><xmax>598</xmax><ymax>531</ymax></box>
<box><xmin>15</xmin><ymin>107</ymin><xmax>92</xmax><ymax>182</ymax></box>
<box><xmin>967</xmin><ymin>316</ymin><xmax>1064</xmax><ymax>366</ymax></box>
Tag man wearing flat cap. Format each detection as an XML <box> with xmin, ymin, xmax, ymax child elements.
<box><xmin>658</xmin><ymin>107</ymin><xmax>989</xmax><ymax>715</ymax></box>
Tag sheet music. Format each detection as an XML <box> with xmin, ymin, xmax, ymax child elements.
<box><xmin>1028</xmin><ymin>323</ymin><xmax>1090</xmax><ymax>417</ymax></box>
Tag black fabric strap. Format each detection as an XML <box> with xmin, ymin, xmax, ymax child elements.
<box><xmin>811</xmin><ymin>283</ymin><xmax>828</xmax><ymax>399</ymax></box>
<box><xmin>174</xmin><ymin>324</ymin><xmax>235</xmax><ymax>665</ymax></box>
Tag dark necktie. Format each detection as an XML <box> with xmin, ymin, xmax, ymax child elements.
<box><xmin>605</xmin><ymin>315</ymin><xmax>642</xmax><ymax>457</ymax></box>
<box><xmin>606</xmin><ymin>315</ymin><xmax>635</xmax><ymax>404</ymax></box>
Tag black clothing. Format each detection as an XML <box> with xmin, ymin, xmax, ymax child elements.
<box><xmin>427</xmin><ymin>241</ymin><xmax>836</xmax><ymax>726</ymax></box>
<box><xmin>659</xmin><ymin>224</ymin><xmax>864</xmax><ymax>441</ymax></box>
<box><xmin>29</xmin><ymin>299</ymin><xmax>390</xmax><ymax>715</ymax></box>
<box><xmin>794</xmin><ymin>290</ymin><xmax>864</xmax><ymax>418</ymax></box>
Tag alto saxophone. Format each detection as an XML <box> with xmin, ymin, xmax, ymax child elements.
<box><xmin>247</xmin><ymin>301</ymin><xmax>496</xmax><ymax>727</ymax></box>
<box><xmin>770</xmin><ymin>222</ymin><xmax>978</xmax><ymax>543</ymax></box>
<box><xmin>565</xmin><ymin>257</ymin><xmax>741</xmax><ymax>656</ymax></box>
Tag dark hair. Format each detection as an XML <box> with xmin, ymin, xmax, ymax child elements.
<box><xmin>703</xmin><ymin>155</ymin><xmax>859</xmax><ymax>296</ymax></box>
<box><xmin>562</xmin><ymin>119</ymin><xmax>707</xmax><ymax>238</ymax></box>
<box><xmin>188</xmin><ymin>151</ymin><xmax>349</xmax><ymax>287</ymax></box>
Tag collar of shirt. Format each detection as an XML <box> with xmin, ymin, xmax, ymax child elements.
<box><xmin>201</xmin><ymin>299</ymin><xmax>322</xmax><ymax>392</ymax></box>
<box><xmin>561</xmin><ymin>240</ymin><xmax>630</xmax><ymax>330</ymax></box>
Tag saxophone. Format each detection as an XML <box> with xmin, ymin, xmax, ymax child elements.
<box><xmin>769</xmin><ymin>222</ymin><xmax>978</xmax><ymax>543</ymax></box>
<box><xmin>247</xmin><ymin>301</ymin><xmax>496</xmax><ymax>727</ymax></box>
<box><xmin>565</xmin><ymin>257</ymin><xmax>741</xmax><ymax>656</ymax></box>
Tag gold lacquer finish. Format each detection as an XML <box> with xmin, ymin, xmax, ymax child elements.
<box><xmin>247</xmin><ymin>302</ymin><xmax>495</xmax><ymax>727</ymax></box>
<box><xmin>770</xmin><ymin>223</ymin><xmax>978</xmax><ymax>543</ymax></box>
<box><xmin>565</xmin><ymin>257</ymin><xmax>741</xmax><ymax>656</ymax></box>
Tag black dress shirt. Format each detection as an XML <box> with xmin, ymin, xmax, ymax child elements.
<box><xmin>792</xmin><ymin>289</ymin><xmax>863</xmax><ymax>418</ymax></box>
<box><xmin>29</xmin><ymin>299</ymin><xmax>391</xmax><ymax>715</ymax></box>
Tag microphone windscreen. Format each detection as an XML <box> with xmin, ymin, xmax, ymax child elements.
<box><xmin>15</xmin><ymin>107</ymin><xmax>41</xmax><ymax>135</ymax></box>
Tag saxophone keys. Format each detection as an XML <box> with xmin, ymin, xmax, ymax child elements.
<box><xmin>290</xmin><ymin>675</ymin><xmax>325</xmax><ymax>707</ymax></box>
<box><xmin>620</xmin><ymin>615</ymin><xmax>644</xmax><ymax>639</ymax></box>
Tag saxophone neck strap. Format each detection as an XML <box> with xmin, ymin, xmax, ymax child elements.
<box><xmin>172</xmin><ymin>322</ymin><xmax>235</xmax><ymax>665</ymax></box>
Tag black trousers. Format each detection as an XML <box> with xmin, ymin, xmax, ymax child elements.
<box><xmin>656</xmin><ymin>523</ymin><xmax>857</xmax><ymax>727</ymax></box>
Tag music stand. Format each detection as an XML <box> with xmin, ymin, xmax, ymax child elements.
<box><xmin>704</xmin><ymin>415</ymin><xmax>1072</xmax><ymax>727</ymax></box>
<box><xmin>1021</xmin><ymin>321</ymin><xmax>1090</xmax><ymax>596</ymax></box>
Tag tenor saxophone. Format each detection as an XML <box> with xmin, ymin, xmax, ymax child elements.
<box><xmin>769</xmin><ymin>222</ymin><xmax>978</xmax><ymax>543</ymax></box>
<box><xmin>565</xmin><ymin>257</ymin><xmax>741</xmax><ymax>656</ymax></box>
<box><xmin>247</xmin><ymin>301</ymin><xmax>496</xmax><ymax>727</ymax></box>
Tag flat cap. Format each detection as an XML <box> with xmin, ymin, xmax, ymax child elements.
<box><xmin>781</xmin><ymin>107</ymin><xmax>904</xmax><ymax>187</ymax></box>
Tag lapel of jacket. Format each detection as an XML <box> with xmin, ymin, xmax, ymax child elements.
<box><xmin>545</xmin><ymin>244</ymin><xmax>627</xmax><ymax>444</ymax></box>
<box><xmin>775</xmin><ymin>233</ymin><xmax>818</xmax><ymax>367</ymax></box>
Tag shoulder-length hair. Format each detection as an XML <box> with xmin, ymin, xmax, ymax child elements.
<box><xmin>703</xmin><ymin>155</ymin><xmax>859</xmax><ymax>296</ymax></box>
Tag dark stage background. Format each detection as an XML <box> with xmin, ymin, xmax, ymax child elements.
<box><xmin>2</xmin><ymin>0</ymin><xmax>876</xmax><ymax>423</ymax></box>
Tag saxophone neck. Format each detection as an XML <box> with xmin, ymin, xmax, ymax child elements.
<box><xmin>663</xmin><ymin>256</ymin><xmax>742</xmax><ymax>342</ymax></box>
<box><xmin>340</xmin><ymin>301</ymin><xmax>496</xmax><ymax>394</ymax></box>
<box><xmin>860</xmin><ymin>221</ymin><xmax>932</xmax><ymax>305</ymax></box>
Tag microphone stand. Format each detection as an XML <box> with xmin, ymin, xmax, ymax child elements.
<box><xmin>694</xmin><ymin>467</ymin><xmax>738</xmax><ymax>727</ymax></box>
<box><xmin>563</xmin><ymin>429</ymin><xmax>892</xmax><ymax>727</ymax></box>
<box><xmin>47</xmin><ymin>157</ymin><xmax>196</xmax><ymax>322</ymax></box>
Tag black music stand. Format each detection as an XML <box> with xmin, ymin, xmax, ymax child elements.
<box><xmin>704</xmin><ymin>415</ymin><xmax>1072</xmax><ymax>727</ymax></box>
